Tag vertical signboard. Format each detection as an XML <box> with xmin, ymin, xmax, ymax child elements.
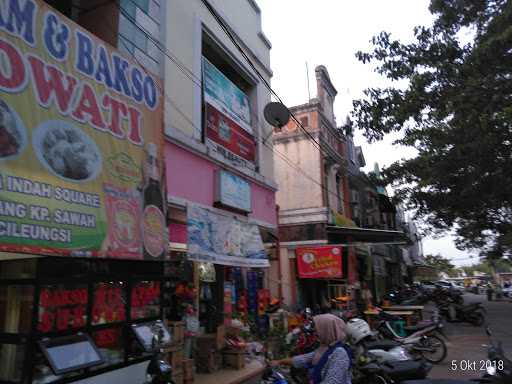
<box><xmin>0</xmin><ymin>0</ymin><xmax>166</xmax><ymax>260</ymax></box>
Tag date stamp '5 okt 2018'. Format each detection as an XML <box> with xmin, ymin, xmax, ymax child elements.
<box><xmin>451</xmin><ymin>360</ymin><xmax>504</xmax><ymax>372</ymax></box>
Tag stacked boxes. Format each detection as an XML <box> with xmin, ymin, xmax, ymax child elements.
<box><xmin>195</xmin><ymin>334</ymin><xmax>222</xmax><ymax>373</ymax></box>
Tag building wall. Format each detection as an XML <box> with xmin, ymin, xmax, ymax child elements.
<box><xmin>163</xmin><ymin>0</ymin><xmax>274</xmax><ymax>183</ymax></box>
<box><xmin>274</xmin><ymin>135</ymin><xmax>323</xmax><ymax>212</ymax></box>
<box><xmin>165</xmin><ymin>142</ymin><xmax>276</xmax><ymax>227</ymax></box>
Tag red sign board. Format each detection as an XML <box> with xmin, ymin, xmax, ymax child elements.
<box><xmin>38</xmin><ymin>285</ymin><xmax>88</xmax><ymax>333</ymax></box>
<box><xmin>206</xmin><ymin>103</ymin><xmax>256</xmax><ymax>162</ymax></box>
<box><xmin>296</xmin><ymin>246</ymin><xmax>343</xmax><ymax>279</ymax></box>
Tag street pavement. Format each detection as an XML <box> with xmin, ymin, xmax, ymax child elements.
<box><xmin>428</xmin><ymin>293</ymin><xmax>512</xmax><ymax>380</ymax></box>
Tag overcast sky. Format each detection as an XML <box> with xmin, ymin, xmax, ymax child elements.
<box><xmin>258</xmin><ymin>0</ymin><xmax>479</xmax><ymax>266</ymax></box>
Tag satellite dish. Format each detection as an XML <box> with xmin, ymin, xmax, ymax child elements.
<box><xmin>264</xmin><ymin>102</ymin><xmax>290</xmax><ymax>128</ymax></box>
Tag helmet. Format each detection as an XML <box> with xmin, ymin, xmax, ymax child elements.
<box><xmin>346</xmin><ymin>318</ymin><xmax>373</xmax><ymax>344</ymax></box>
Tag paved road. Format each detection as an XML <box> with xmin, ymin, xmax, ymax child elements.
<box><xmin>428</xmin><ymin>293</ymin><xmax>512</xmax><ymax>380</ymax></box>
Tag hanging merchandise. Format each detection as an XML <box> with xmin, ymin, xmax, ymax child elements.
<box><xmin>200</xmin><ymin>283</ymin><xmax>213</xmax><ymax>301</ymax></box>
<box><xmin>247</xmin><ymin>271</ymin><xmax>258</xmax><ymax>314</ymax></box>
<box><xmin>257</xmin><ymin>289</ymin><xmax>270</xmax><ymax>316</ymax></box>
<box><xmin>198</xmin><ymin>262</ymin><xmax>216</xmax><ymax>282</ymax></box>
<box><xmin>224</xmin><ymin>282</ymin><xmax>233</xmax><ymax>326</ymax></box>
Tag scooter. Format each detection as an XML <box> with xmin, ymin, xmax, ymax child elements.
<box><xmin>354</xmin><ymin>357</ymin><xmax>432</xmax><ymax>384</ymax></box>
<box><xmin>437</xmin><ymin>302</ymin><xmax>486</xmax><ymax>326</ymax></box>
<box><xmin>346</xmin><ymin>317</ymin><xmax>414</xmax><ymax>364</ymax></box>
<box><xmin>145</xmin><ymin>326</ymin><xmax>174</xmax><ymax>384</ymax></box>
<box><xmin>375</xmin><ymin>312</ymin><xmax>448</xmax><ymax>364</ymax></box>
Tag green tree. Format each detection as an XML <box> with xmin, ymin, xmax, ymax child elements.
<box><xmin>424</xmin><ymin>253</ymin><xmax>456</xmax><ymax>275</ymax></box>
<box><xmin>352</xmin><ymin>0</ymin><xmax>512</xmax><ymax>257</ymax></box>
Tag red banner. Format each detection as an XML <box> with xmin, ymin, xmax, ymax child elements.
<box><xmin>206</xmin><ymin>103</ymin><xmax>256</xmax><ymax>162</ymax></box>
<box><xmin>296</xmin><ymin>246</ymin><xmax>343</xmax><ymax>279</ymax></box>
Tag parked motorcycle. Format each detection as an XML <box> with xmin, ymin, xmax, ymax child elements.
<box><xmin>374</xmin><ymin>312</ymin><xmax>448</xmax><ymax>364</ymax></box>
<box><xmin>262</xmin><ymin>363</ymin><xmax>290</xmax><ymax>384</ymax></box>
<box><xmin>354</xmin><ymin>358</ymin><xmax>432</xmax><ymax>384</ymax></box>
<box><xmin>347</xmin><ymin>318</ymin><xmax>414</xmax><ymax>364</ymax></box>
<box><xmin>401</xmin><ymin>327</ymin><xmax>512</xmax><ymax>384</ymax></box>
<box><xmin>145</xmin><ymin>325</ymin><xmax>174</xmax><ymax>384</ymax></box>
<box><xmin>285</xmin><ymin>309</ymin><xmax>318</xmax><ymax>355</ymax></box>
<box><xmin>437</xmin><ymin>302</ymin><xmax>486</xmax><ymax>326</ymax></box>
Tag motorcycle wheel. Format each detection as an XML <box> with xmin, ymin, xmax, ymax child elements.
<box><xmin>468</xmin><ymin>312</ymin><xmax>485</xmax><ymax>326</ymax></box>
<box><xmin>418</xmin><ymin>335</ymin><xmax>447</xmax><ymax>363</ymax></box>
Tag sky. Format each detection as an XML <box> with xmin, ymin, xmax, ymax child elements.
<box><xmin>258</xmin><ymin>0</ymin><xmax>478</xmax><ymax>266</ymax></box>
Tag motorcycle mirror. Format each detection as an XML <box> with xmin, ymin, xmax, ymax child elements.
<box><xmin>485</xmin><ymin>326</ymin><xmax>492</xmax><ymax>337</ymax></box>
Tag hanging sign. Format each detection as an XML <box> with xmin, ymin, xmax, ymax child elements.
<box><xmin>0</xmin><ymin>0</ymin><xmax>166</xmax><ymax>260</ymax></box>
<box><xmin>296</xmin><ymin>246</ymin><xmax>343</xmax><ymax>279</ymax></box>
<box><xmin>187</xmin><ymin>205</ymin><xmax>268</xmax><ymax>267</ymax></box>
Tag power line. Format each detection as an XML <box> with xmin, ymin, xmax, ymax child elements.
<box><xmin>198</xmin><ymin>0</ymin><xmax>327</xmax><ymax>155</ymax></box>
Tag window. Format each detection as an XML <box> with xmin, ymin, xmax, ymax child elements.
<box><xmin>37</xmin><ymin>285</ymin><xmax>88</xmax><ymax>334</ymax></box>
<box><xmin>0</xmin><ymin>258</ymin><xmax>166</xmax><ymax>383</ymax></box>
<box><xmin>0</xmin><ymin>343</ymin><xmax>25</xmax><ymax>382</ymax></box>
<box><xmin>118</xmin><ymin>0</ymin><xmax>161</xmax><ymax>74</ymax></box>
<box><xmin>300</xmin><ymin>116</ymin><xmax>309</xmax><ymax>127</ymax></box>
<box><xmin>0</xmin><ymin>285</ymin><xmax>34</xmax><ymax>333</ymax></box>
<box><xmin>130</xmin><ymin>281</ymin><xmax>161</xmax><ymax>320</ymax></box>
<box><xmin>92</xmin><ymin>282</ymin><xmax>127</xmax><ymax>325</ymax></box>
<box><xmin>91</xmin><ymin>327</ymin><xmax>124</xmax><ymax>368</ymax></box>
<box><xmin>336</xmin><ymin>174</ymin><xmax>343</xmax><ymax>213</ymax></box>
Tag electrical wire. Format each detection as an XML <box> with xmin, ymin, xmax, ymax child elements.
<box><xmin>198</xmin><ymin>0</ymin><xmax>327</xmax><ymax>156</ymax></box>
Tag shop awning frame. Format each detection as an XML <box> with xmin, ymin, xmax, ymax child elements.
<box><xmin>326</xmin><ymin>225</ymin><xmax>409</xmax><ymax>246</ymax></box>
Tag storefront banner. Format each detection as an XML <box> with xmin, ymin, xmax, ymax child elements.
<box><xmin>0</xmin><ymin>0</ymin><xmax>166</xmax><ymax>260</ymax></box>
<box><xmin>215</xmin><ymin>169</ymin><xmax>251</xmax><ymax>213</ymax></box>
<box><xmin>187</xmin><ymin>205</ymin><xmax>268</xmax><ymax>267</ymax></box>
<box><xmin>202</xmin><ymin>57</ymin><xmax>252</xmax><ymax>134</ymax></box>
<box><xmin>206</xmin><ymin>103</ymin><xmax>256</xmax><ymax>163</ymax></box>
<box><xmin>296</xmin><ymin>246</ymin><xmax>343</xmax><ymax>279</ymax></box>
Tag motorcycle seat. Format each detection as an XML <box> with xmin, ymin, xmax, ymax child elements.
<box><xmin>404</xmin><ymin>322</ymin><xmax>434</xmax><ymax>333</ymax></box>
<box><xmin>364</xmin><ymin>339</ymin><xmax>401</xmax><ymax>351</ymax></box>
<box><xmin>382</xmin><ymin>360</ymin><xmax>432</xmax><ymax>381</ymax></box>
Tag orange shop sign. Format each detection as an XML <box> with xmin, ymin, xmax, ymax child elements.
<box><xmin>296</xmin><ymin>246</ymin><xmax>343</xmax><ymax>279</ymax></box>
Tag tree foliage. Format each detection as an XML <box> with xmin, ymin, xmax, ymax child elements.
<box><xmin>352</xmin><ymin>0</ymin><xmax>512</xmax><ymax>256</ymax></box>
<box><xmin>424</xmin><ymin>253</ymin><xmax>456</xmax><ymax>274</ymax></box>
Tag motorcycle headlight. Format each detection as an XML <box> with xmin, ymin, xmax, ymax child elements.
<box><xmin>486</xmin><ymin>365</ymin><xmax>497</xmax><ymax>376</ymax></box>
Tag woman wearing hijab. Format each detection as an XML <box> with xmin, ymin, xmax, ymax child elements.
<box><xmin>272</xmin><ymin>313</ymin><xmax>352</xmax><ymax>384</ymax></box>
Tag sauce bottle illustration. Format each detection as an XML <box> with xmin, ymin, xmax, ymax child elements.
<box><xmin>142</xmin><ymin>143</ymin><xmax>166</xmax><ymax>259</ymax></box>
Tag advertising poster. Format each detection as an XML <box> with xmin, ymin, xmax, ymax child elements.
<box><xmin>215</xmin><ymin>169</ymin><xmax>252</xmax><ymax>213</ymax></box>
<box><xmin>296</xmin><ymin>246</ymin><xmax>343</xmax><ymax>279</ymax></box>
<box><xmin>0</xmin><ymin>0</ymin><xmax>166</xmax><ymax>260</ymax></box>
<box><xmin>202</xmin><ymin>57</ymin><xmax>252</xmax><ymax>134</ymax></box>
<box><xmin>206</xmin><ymin>104</ymin><xmax>256</xmax><ymax>163</ymax></box>
<box><xmin>187</xmin><ymin>205</ymin><xmax>268</xmax><ymax>267</ymax></box>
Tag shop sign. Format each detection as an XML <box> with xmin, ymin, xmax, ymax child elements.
<box><xmin>38</xmin><ymin>285</ymin><xmax>88</xmax><ymax>332</ymax></box>
<box><xmin>206</xmin><ymin>103</ymin><xmax>256</xmax><ymax>163</ymax></box>
<box><xmin>202</xmin><ymin>57</ymin><xmax>252</xmax><ymax>134</ymax></box>
<box><xmin>215</xmin><ymin>170</ymin><xmax>251</xmax><ymax>212</ymax></box>
<box><xmin>296</xmin><ymin>246</ymin><xmax>343</xmax><ymax>279</ymax></box>
<box><xmin>187</xmin><ymin>205</ymin><xmax>268</xmax><ymax>267</ymax></box>
<box><xmin>206</xmin><ymin>139</ymin><xmax>256</xmax><ymax>171</ymax></box>
<box><xmin>0</xmin><ymin>0</ymin><xmax>166</xmax><ymax>260</ymax></box>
